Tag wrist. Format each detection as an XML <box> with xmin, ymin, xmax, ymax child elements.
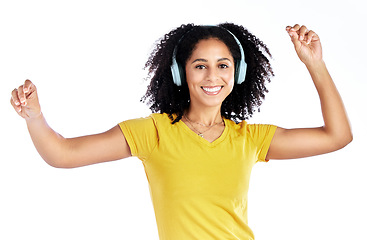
<box><xmin>25</xmin><ymin>111</ymin><xmax>44</xmax><ymax>124</ymax></box>
<box><xmin>305</xmin><ymin>60</ymin><xmax>333</xmax><ymax>88</ymax></box>
<box><xmin>305</xmin><ymin>59</ymin><xmax>326</xmax><ymax>72</ymax></box>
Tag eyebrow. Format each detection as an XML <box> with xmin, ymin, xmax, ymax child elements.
<box><xmin>191</xmin><ymin>58</ymin><xmax>232</xmax><ymax>64</ymax></box>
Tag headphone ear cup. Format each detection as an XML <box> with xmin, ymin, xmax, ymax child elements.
<box><xmin>171</xmin><ymin>55</ymin><xmax>182</xmax><ymax>86</ymax></box>
<box><xmin>235</xmin><ymin>59</ymin><xmax>247</xmax><ymax>84</ymax></box>
<box><xmin>178</xmin><ymin>63</ymin><xmax>186</xmax><ymax>85</ymax></box>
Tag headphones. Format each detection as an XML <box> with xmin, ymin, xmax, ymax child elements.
<box><xmin>170</xmin><ymin>26</ymin><xmax>247</xmax><ymax>86</ymax></box>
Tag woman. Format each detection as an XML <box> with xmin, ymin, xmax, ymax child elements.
<box><xmin>10</xmin><ymin>23</ymin><xmax>352</xmax><ymax>239</ymax></box>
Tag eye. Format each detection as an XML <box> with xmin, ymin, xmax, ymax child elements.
<box><xmin>219</xmin><ymin>64</ymin><xmax>229</xmax><ymax>69</ymax></box>
<box><xmin>195</xmin><ymin>65</ymin><xmax>206</xmax><ymax>69</ymax></box>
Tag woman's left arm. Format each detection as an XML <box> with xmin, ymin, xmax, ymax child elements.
<box><xmin>266</xmin><ymin>24</ymin><xmax>353</xmax><ymax>160</ymax></box>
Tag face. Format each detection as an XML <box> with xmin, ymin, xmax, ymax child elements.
<box><xmin>185</xmin><ymin>38</ymin><xmax>235</xmax><ymax>109</ymax></box>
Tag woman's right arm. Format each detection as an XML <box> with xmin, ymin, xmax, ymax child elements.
<box><xmin>11</xmin><ymin>80</ymin><xmax>131</xmax><ymax>168</ymax></box>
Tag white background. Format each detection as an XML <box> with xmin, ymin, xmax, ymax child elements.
<box><xmin>1</xmin><ymin>0</ymin><xmax>366</xmax><ymax>239</ymax></box>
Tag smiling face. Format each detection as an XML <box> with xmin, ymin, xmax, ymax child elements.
<box><xmin>185</xmin><ymin>38</ymin><xmax>235</xmax><ymax>109</ymax></box>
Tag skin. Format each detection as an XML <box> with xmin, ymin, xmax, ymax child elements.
<box><xmin>10</xmin><ymin>24</ymin><xmax>352</xmax><ymax>168</ymax></box>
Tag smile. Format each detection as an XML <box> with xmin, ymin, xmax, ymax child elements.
<box><xmin>201</xmin><ymin>86</ymin><xmax>223</xmax><ymax>95</ymax></box>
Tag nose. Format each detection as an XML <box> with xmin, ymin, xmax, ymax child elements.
<box><xmin>206</xmin><ymin>67</ymin><xmax>219</xmax><ymax>82</ymax></box>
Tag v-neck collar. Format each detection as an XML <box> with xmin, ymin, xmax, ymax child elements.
<box><xmin>177</xmin><ymin>118</ymin><xmax>229</xmax><ymax>147</ymax></box>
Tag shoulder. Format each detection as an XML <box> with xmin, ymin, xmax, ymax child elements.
<box><xmin>120</xmin><ymin>113</ymin><xmax>170</xmax><ymax>125</ymax></box>
<box><xmin>226</xmin><ymin>119</ymin><xmax>277</xmax><ymax>138</ymax></box>
<box><xmin>146</xmin><ymin>113</ymin><xmax>175</xmax><ymax>127</ymax></box>
<box><xmin>224</xmin><ymin>118</ymin><xmax>248</xmax><ymax>133</ymax></box>
<box><xmin>120</xmin><ymin>113</ymin><xmax>174</xmax><ymax>132</ymax></box>
<box><xmin>150</xmin><ymin>113</ymin><xmax>171</xmax><ymax>122</ymax></box>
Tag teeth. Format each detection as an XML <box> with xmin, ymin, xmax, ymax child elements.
<box><xmin>202</xmin><ymin>86</ymin><xmax>221</xmax><ymax>92</ymax></box>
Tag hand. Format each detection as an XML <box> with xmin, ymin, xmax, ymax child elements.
<box><xmin>286</xmin><ymin>24</ymin><xmax>323</xmax><ymax>67</ymax></box>
<box><xmin>10</xmin><ymin>79</ymin><xmax>41</xmax><ymax>120</ymax></box>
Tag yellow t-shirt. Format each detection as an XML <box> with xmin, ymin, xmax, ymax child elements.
<box><xmin>119</xmin><ymin>113</ymin><xmax>277</xmax><ymax>240</ymax></box>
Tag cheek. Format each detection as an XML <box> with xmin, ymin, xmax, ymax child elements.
<box><xmin>228</xmin><ymin>76</ymin><xmax>235</xmax><ymax>85</ymax></box>
<box><xmin>185</xmin><ymin>69</ymin><xmax>198</xmax><ymax>84</ymax></box>
<box><xmin>224</xmin><ymin>72</ymin><xmax>235</xmax><ymax>94</ymax></box>
<box><xmin>224</xmin><ymin>71</ymin><xmax>235</xmax><ymax>86</ymax></box>
<box><xmin>228</xmin><ymin>79</ymin><xmax>234</xmax><ymax>93</ymax></box>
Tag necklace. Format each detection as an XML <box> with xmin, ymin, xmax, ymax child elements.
<box><xmin>184</xmin><ymin>114</ymin><xmax>224</xmax><ymax>138</ymax></box>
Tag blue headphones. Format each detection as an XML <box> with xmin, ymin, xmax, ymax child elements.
<box><xmin>170</xmin><ymin>26</ymin><xmax>247</xmax><ymax>86</ymax></box>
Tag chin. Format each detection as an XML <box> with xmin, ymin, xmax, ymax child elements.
<box><xmin>197</xmin><ymin>97</ymin><xmax>227</xmax><ymax>108</ymax></box>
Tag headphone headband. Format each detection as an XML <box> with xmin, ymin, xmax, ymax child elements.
<box><xmin>170</xmin><ymin>25</ymin><xmax>247</xmax><ymax>86</ymax></box>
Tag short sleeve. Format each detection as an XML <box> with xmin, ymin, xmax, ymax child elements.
<box><xmin>119</xmin><ymin>116</ymin><xmax>158</xmax><ymax>161</ymax></box>
<box><xmin>247</xmin><ymin>124</ymin><xmax>277</xmax><ymax>162</ymax></box>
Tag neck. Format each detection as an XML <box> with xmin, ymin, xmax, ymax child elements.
<box><xmin>185</xmin><ymin>104</ymin><xmax>222</xmax><ymax>126</ymax></box>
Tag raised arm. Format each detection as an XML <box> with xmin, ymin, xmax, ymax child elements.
<box><xmin>266</xmin><ymin>24</ymin><xmax>353</xmax><ymax>160</ymax></box>
<box><xmin>10</xmin><ymin>80</ymin><xmax>131</xmax><ymax>168</ymax></box>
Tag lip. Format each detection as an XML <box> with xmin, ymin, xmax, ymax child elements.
<box><xmin>201</xmin><ymin>86</ymin><xmax>223</xmax><ymax>95</ymax></box>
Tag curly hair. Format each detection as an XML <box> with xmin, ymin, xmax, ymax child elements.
<box><xmin>142</xmin><ymin>23</ymin><xmax>274</xmax><ymax>124</ymax></box>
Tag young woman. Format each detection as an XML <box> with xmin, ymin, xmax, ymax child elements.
<box><xmin>10</xmin><ymin>23</ymin><xmax>352</xmax><ymax>239</ymax></box>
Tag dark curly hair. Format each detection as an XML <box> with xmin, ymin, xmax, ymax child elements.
<box><xmin>142</xmin><ymin>23</ymin><xmax>274</xmax><ymax>124</ymax></box>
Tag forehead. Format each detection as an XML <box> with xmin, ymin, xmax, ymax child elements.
<box><xmin>190</xmin><ymin>38</ymin><xmax>233</xmax><ymax>59</ymax></box>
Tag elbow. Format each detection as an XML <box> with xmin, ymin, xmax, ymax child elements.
<box><xmin>323</xmin><ymin>124</ymin><xmax>353</xmax><ymax>151</ymax></box>
<box><xmin>343</xmin><ymin>129</ymin><xmax>353</xmax><ymax>147</ymax></box>
<box><xmin>49</xmin><ymin>162</ymin><xmax>74</xmax><ymax>169</ymax></box>
<box><xmin>39</xmin><ymin>139</ymin><xmax>78</xmax><ymax>168</ymax></box>
<box><xmin>44</xmin><ymin>157</ymin><xmax>76</xmax><ymax>169</ymax></box>
<box><xmin>344</xmin><ymin>131</ymin><xmax>353</xmax><ymax>147</ymax></box>
<box><xmin>334</xmin><ymin>131</ymin><xmax>353</xmax><ymax>150</ymax></box>
<box><xmin>51</xmin><ymin>161</ymin><xmax>77</xmax><ymax>169</ymax></box>
<box><xmin>46</xmin><ymin>161</ymin><xmax>67</xmax><ymax>169</ymax></box>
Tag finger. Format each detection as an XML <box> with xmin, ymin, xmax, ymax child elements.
<box><xmin>11</xmin><ymin>88</ymin><xmax>21</xmax><ymax>106</ymax></box>
<box><xmin>10</xmin><ymin>97</ymin><xmax>22</xmax><ymax>113</ymax></box>
<box><xmin>287</xmin><ymin>28</ymin><xmax>298</xmax><ymax>39</ymax></box>
<box><xmin>290</xmin><ymin>24</ymin><xmax>301</xmax><ymax>31</ymax></box>
<box><xmin>17</xmin><ymin>85</ymin><xmax>27</xmax><ymax>106</ymax></box>
<box><xmin>10</xmin><ymin>89</ymin><xmax>22</xmax><ymax>112</ymax></box>
<box><xmin>287</xmin><ymin>24</ymin><xmax>300</xmax><ymax>39</ymax></box>
<box><xmin>23</xmin><ymin>79</ymin><xmax>34</xmax><ymax>94</ymax></box>
<box><xmin>289</xmin><ymin>31</ymin><xmax>302</xmax><ymax>50</ymax></box>
<box><xmin>299</xmin><ymin>25</ymin><xmax>309</xmax><ymax>41</ymax></box>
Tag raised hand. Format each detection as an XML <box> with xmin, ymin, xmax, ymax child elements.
<box><xmin>10</xmin><ymin>79</ymin><xmax>41</xmax><ymax>120</ymax></box>
<box><xmin>286</xmin><ymin>24</ymin><xmax>323</xmax><ymax>66</ymax></box>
